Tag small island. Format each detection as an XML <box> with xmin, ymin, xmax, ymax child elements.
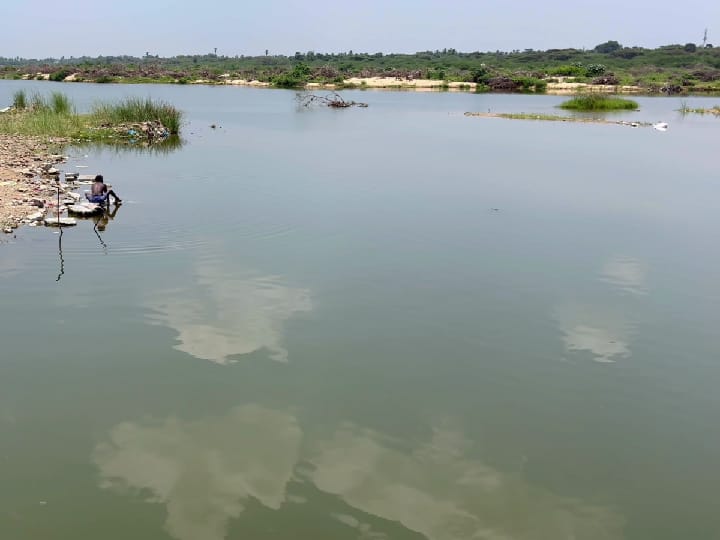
<box><xmin>559</xmin><ymin>94</ymin><xmax>639</xmax><ymax>111</ymax></box>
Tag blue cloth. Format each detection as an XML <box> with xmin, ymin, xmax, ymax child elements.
<box><xmin>88</xmin><ymin>194</ymin><xmax>108</xmax><ymax>204</ymax></box>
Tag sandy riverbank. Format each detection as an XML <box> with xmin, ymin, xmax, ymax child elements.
<box><xmin>0</xmin><ymin>135</ymin><xmax>69</xmax><ymax>234</ymax></box>
<box><xmin>214</xmin><ymin>76</ymin><xmax>641</xmax><ymax>94</ymax></box>
<box><xmin>24</xmin><ymin>71</ymin><xmax>643</xmax><ymax>94</ymax></box>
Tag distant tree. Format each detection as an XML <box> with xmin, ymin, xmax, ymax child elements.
<box><xmin>593</xmin><ymin>40</ymin><xmax>622</xmax><ymax>54</ymax></box>
<box><xmin>265</xmin><ymin>49</ymin><xmax>269</xmax><ymax>56</ymax></box>
<box><xmin>684</xmin><ymin>43</ymin><xmax>697</xmax><ymax>52</ymax></box>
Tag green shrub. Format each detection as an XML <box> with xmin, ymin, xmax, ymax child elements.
<box><xmin>560</xmin><ymin>94</ymin><xmax>639</xmax><ymax>110</ymax></box>
<box><xmin>49</xmin><ymin>69</ymin><xmax>72</xmax><ymax>82</ymax></box>
<box><xmin>514</xmin><ymin>76</ymin><xmax>547</xmax><ymax>92</ymax></box>
<box><xmin>272</xmin><ymin>62</ymin><xmax>312</xmax><ymax>88</ymax></box>
<box><xmin>548</xmin><ymin>64</ymin><xmax>585</xmax><ymax>77</ymax></box>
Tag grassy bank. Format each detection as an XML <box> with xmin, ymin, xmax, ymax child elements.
<box><xmin>0</xmin><ymin>91</ymin><xmax>182</xmax><ymax>141</ymax></box>
<box><xmin>559</xmin><ymin>94</ymin><xmax>639</xmax><ymax>110</ymax></box>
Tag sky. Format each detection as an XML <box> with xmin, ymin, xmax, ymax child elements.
<box><xmin>3</xmin><ymin>0</ymin><xmax>719</xmax><ymax>58</ymax></box>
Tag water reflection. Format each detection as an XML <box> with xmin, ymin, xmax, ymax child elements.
<box><xmin>600</xmin><ymin>256</ymin><xmax>647</xmax><ymax>295</ymax></box>
<box><xmin>95</xmin><ymin>407</ymin><xmax>624</xmax><ymax>540</ymax></box>
<box><xmin>332</xmin><ymin>513</ymin><xmax>387</xmax><ymax>539</ymax></box>
<box><xmin>308</xmin><ymin>424</ymin><xmax>624</xmax><ymax>540</ymax></box>
<box><xmin>146</xmin><ymin>262</ymin><xmax>311</xmax><ymax>364</ymax></box>
<box><xmin>555</xmin><ymin>304</ymin><xmax>633</xmax><ymax>363</ymax></box>
<box><xmin>56</xmin><ymin>228</ymin><xmax>65</xmax><ymax>282</ymax></box>
<box><xmin>71</xmin><ymin>135</ymin><xmax>183</xmax><ymax>156</ymax></box>
<box><xmin>94</xmin><ymin>405</ymin><xmax>301</xmax><ymax>540</ymax></box>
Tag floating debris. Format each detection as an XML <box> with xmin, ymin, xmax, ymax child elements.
<box><xmin>464</xmin><ymin>111</ymin><xmax>663</xmax><ymax>129</ymax></box>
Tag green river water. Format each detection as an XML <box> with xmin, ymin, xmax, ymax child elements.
<box><xmin>1</xmin><ymin>81</ymin><xmax>719</xmax><ymax>539</ymax></box>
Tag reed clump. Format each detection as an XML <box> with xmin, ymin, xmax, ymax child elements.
<box><xmin>678</xmin><ymin>101</ymin><xmax>720</xmax><ymax>115</ymax></box>
<box><xmin>0</xmin><ymin>91</ymin><xmax>183</xmax><ymax>140</ymax></box>
<box><xmin>559</xmin><ymin>94</ymin><xmax>639</xmax><ymax>110</ymax></box>
<box><xmin>12</xmin><ymin>90</ymin><xmax>27</xmax><ymax>110</ymax></box>
<box><xmin>91</xmin><ymin>97</ymin><xmax>182</xmax><ymax>134</ymax></box>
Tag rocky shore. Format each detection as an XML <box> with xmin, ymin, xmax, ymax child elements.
<box><xmin>0</xmin><ymin>135</ymin><xmax>70</xmax><ymax>235</ymax></box>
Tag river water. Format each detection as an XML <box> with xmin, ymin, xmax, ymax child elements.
<box><xmin>1</xmin><ymin>81</ymin><xmax>719</xmax><ymax>540</ymax></box>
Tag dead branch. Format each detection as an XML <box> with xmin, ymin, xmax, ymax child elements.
<box><xmin>296</xmin><ymin>91</ymin><xmax>368</xmax><ymax>108</ymax></box>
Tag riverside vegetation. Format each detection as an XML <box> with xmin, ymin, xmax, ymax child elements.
<box><xmin>2</xmin><ymin>40</ymin><xmax>720</xmax><ymax>93</ymax></box>
<box><xmin>0</xmin><ymin>91</ymin><xmax>182</xmax><ymax>232</ymax></box>
<box><xmin>0</xmin><ymin>91</ymin><xmax>182</xmax><ymax>143</ymax></box>
<box><xmin>559</xmin><ymin>94</ymin><xmax>639</xmax><ymax>110</ymax></box>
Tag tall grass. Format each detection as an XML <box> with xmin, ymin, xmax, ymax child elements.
<box><xmin>50</xmin><ymin>92</ymin><xmax>73</xmax><ymax>114</ymax></box>
<box><xmin>91</xmin><ymin>97</ymin><xmax>182</xmax><ymax>134</ymax></box>
<box><xmin>0</xmin><ymin>107</ymin><xmax>86</xmax><ymax>137</ymax></box>
<box><xmin>678</xmin><ymin>101</ymin><xmax>720</xmax><ymax>115</ymax></box>
<box><xmin>13</xmin><ymin>90</ymin><xmax>26</xmax><ymax>110</ymax></box>
<box><xmin>0</xmin><ymin>91</ymin><xmax>183</xmax><ymax>140</ymax></box>
<box><xmin>30</xmin><ymin>92</ymin><xmax>48</xmax><ymax>111</ymax></box>
<box><xmin>559</xmin><ymin>94</ymin><xmax>639</xmax><ymax>111</ymax></box>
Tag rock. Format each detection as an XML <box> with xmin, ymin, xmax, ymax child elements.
<box><xmin>68</xmin><ymin>203</ymin><xmax>101</xmax><ymax>216</ymax></box>
<box><xmin>44</xmin><ymin>217</ymin><xmax>77</xmax><ymax>227</ymax></box>
<box><xmin>27</xmin><ymin>211</ymin><xmax>44</xmax><ymax>222</ymax></box>
<box><xmin>2</xmin><ymin>227</ymin><xmax>12</xmax><ymax>234</ymax></box>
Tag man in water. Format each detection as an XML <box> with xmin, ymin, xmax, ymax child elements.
<box><xmin>86</xmin><ymin>175</ymin><xmax>121</xmax><ymax>206</ymax></box>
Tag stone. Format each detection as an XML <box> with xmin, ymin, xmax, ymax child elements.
<box><xmin>44</xmin><ymin>217</ymin><xmax>77</xmax><ymax>227</ymax></box>
<box><xmin>67</xmin><ymin>203</ymin><xmax>101</xmax><ymax>216</ymax></box>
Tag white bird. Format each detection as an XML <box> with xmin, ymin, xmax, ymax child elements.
<box><xmin>653</xmin><ymin>122</ymin><xmax>669</xmax><ymax>131</ymax></box>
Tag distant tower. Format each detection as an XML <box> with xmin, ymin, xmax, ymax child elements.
<box><xmin>703</xmin><ymin>28</ymin><xmax>708</xmax><ymax>48</ymax></box>
<box><xmin>214</xmin><ymin>47</ymin><xmax>217</xmax><ymax>56</ymax></box>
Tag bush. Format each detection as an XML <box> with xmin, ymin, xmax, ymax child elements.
<box><xmin>548</xmin><ymin>64</ymin><xmax>585</xmax><ymax>77</ymax></box>
<box><xmin>49</xmin><ymin>69</ymin><xmax>72</xmax><ymax>82</ymax></box>
<box><xmin>471</xmin><ymin>67</ymin><xmax>490</xmax><ymax>83</ymax></box>
<box><xmin>514</xmin><ymin>76</ymin><xmax>547</xmax><ymax>92</ymax></box>
<box><xmin>585</xmin><ymin>64</ymin><xmax>606</xmax><ymax>76</ymax></box>
<box><xmin>272</xmin><ymin>62</ymin><xmax>311</xmax><ymax>88</ymax></box>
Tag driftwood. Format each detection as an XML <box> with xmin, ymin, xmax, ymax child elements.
<box><xmin>296</xmin><ymin>91</ymin><xmax>368</xmax><ymax>108</ymax></box>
